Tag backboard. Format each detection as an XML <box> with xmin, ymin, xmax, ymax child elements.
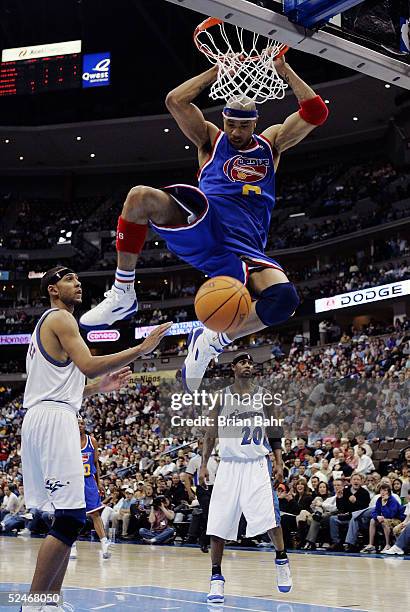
<box><xmin>165</xmin><ymin>0</ymin><xmax>410</xmax><ymax>90</ymax></box>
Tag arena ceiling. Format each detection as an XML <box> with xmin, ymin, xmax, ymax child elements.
<box><xmin>0</xmin><ymin>74</ymin><xmax>405</xmax><ymax>173</ymax></box>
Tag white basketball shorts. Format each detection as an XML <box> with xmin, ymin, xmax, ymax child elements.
<box><xmin>21</xmin><ymin>402</ymin><xmax>86</xmax><ymax>511</ymax></box>
<box><xmin>207</xmin><ymin>456</ymin><xmax>279</xmax><ymax>541</ymax></box>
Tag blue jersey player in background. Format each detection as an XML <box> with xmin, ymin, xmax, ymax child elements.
<box><xmin>70</xmin><ymin>416</ymin><xmax>112</xmax><ymax>560</ymax></box>
<box><xmin>80</xmin><ymin>54</ymin><xmax>328</xmax><ymax>391</ymax></box>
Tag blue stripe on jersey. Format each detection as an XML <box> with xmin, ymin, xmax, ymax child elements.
<box><xmin>266</xmin><ymin>456</ymin><xmax>281</xmax><ymax>526</ymax></box>
<box><xmin>199</xmin><ymin>132</ymin><xmax>276</xmax><ymax>253</ymax></box>
<box><xmin>36</xmin><ymin>309</ymin><xmax>72</xmax><ymax>367</ymax></box>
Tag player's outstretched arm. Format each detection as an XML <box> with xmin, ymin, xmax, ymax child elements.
<box><xmin>262</xmin><ymin>56</ymin><xmax>328</xmax><ymax>154</ymax></box>
<box><xmin>83</xmin><ymin>367</ymin><xmax>132</xmax><ymax>397</ymax></box>
<box><xmin>165</xmin><ymin>66</ymin><xmax>219</xmax><ymax>149</ymax></box>
<box><xmin>51</xmin><ymin>310</ymin><xmax>172</xmax><ymax>378</ymax></box>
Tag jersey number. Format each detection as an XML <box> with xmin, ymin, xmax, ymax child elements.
<box><xmin>242</xmin><ymin>184</ymin><xmax>262</xmax><ymax>196</ymax></box>
<box><xmin>241</xmin><ymin>426</ymin><xmax>263</xmax><ymax>446</ymax></box>
<box><xmin>28</xmin><ymin>343</ymin><xmax>36</xmax><ymax>359</ymax></box>
<box><xmin>84</xmin><ymin>463</ymin><xmax>91</xmax><ymax>477</ymax></box>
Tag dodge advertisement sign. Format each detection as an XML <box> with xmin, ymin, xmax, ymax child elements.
<box><xmin>315</xmin><ymin>280</ymin><xmax>410</xmax><ymax>313</ymax></box>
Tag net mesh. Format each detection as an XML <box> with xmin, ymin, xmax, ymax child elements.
<box><xmin>194</xmin><ymin>20</ymin><xmax>288</xmax><ymax>104</ymax></box>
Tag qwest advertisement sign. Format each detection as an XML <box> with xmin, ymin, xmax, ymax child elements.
<box><xmin>0</xmin><ymin>334</ymin><xmax>31</xmax><ymax>345</ymax></box>
<box><xmin>315</xmin><ymin>280</ymin><xmax>410</xmax><ymax>313</ymax></box>
<box><xmin>82</xmin><ymin>53</ymin><xmax>110</xmax><ymax>88</ymax></box>
<box><xmin>135</xmin><ymin>320</ymin><xmax>202</xmax><ymax>340</ymax></box>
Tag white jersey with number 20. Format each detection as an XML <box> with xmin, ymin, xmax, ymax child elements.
<box><xmin>217</xmin><ymin>385</ymin><xmax>269</xmax><ymax>460</ymax></box>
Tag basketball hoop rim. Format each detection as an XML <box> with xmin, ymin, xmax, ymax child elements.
<box><xmin>193</xmin><ymin>16</ymin><xmax>289</xmax><ymax>62</ymax></box>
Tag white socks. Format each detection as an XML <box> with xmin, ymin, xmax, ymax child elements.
<box><xmin>204</xmin><ymin>327</ymin><xmax>231</xmax><ymax>351</ymax></box>
<box><xmin>114</xmin><ymin>268</ymin><xmax>135</xmax><ymax>293</ymax></box>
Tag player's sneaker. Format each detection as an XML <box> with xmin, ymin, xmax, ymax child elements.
<box><xmin>101</xmin><ymin>538</ymin><xmax>112</xmax><ymax>559</ymax></box>
<box><xmin>207</xmin><ymin>574</ymin><xmax>225</xmax><ymax>604</ymax></box>
<box><xmin>275</xmin><ymin>558</ymin><xmax>292</xmax><ymax>593</ymax></box>
<box><xmin>182</xmin><ymin>328</ymin><xmax>224</xmax><ymax>392</ymax></box>
<box><xmin>69</xmin><ymin>542</ymin><xmax>77</xmax><ymax>559</ymax></box>
<box><xmin>17</xmin><ymin>527</ymin><xmax>31</xmax><ymax>537</ymax></box>
<box><xmin>383</xmin><ymin>544</ymin><xmax>404</xmax><ymax>555</ymax></box>
<box><xmin>79</xmin><ymin>285</ymin><xmax>137</xmax><ymax>330</ymax></box>
<box><xmin>360</xmin><ymin>544</ymin><xmax>376</xmax><ymax>554</ymax></box>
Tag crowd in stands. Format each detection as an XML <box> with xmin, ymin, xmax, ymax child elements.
<box><xmin>0</xmin><ymin>244</ymin><xmax>408</xmax><ymax>334</ymax></box>
<box><xmin>1</xmin><ymin>160</ymin><xmax>409</xmax><ymax>260</ymax></box>
<box><xmin>0</xmin><ymin>198</ymin><xmax>102</xmax><ymax>250</ymax></box>
<box><xmin>0</xmin><ymin>320</ymin><xmax>409</xmax><ymax>552</ymax></box>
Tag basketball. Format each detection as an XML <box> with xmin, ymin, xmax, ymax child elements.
<box><xmin>194</xmin><ymin>275</ymin><xmax>251</xmax><ymax>333</ymax></box>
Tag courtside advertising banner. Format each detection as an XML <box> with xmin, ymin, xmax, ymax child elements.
<box><xmin>315</xmin><ymin>279</ymin><xmax>410</xmax><ymax>313</ymax></box>
<box><xmin>86</xmin><ymin>329</ymin><xmax>120</xmax><ymax>343</ymax></box>
<box><xmin>133</xmin><ymin>370</ymin><xmax>177</xmax><ymax>385</ymax></box>
<box><xmin>135</xmin><ymin>320</ymin><xmax>202</xmax><ymax>340</ymax></box>
<box><xmin>0</xmin><ymin>334</ymin><xmax>31</xmax><ymax>345</ymax></box>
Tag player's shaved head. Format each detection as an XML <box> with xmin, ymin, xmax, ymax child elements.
<box><xmin>226</xmin><ymin>95</ymin><xmax>257</xmax><ymax>112</ymax></box>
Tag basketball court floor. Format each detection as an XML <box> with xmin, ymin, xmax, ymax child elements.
<box><xmin>0</xmin><ymin>538</ymin><xmax>408</xmax><ymax>612</ymax></box>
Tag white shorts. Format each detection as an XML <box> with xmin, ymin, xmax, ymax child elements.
<box><xmin>207</xmin><ymin>456</ymin><xmax>279</xmax><ymax>541</ymax></box>
<box><xmin>21</xmin><ymin>403</ymin><xmax>86</xmax><ymax>511</ymax></box>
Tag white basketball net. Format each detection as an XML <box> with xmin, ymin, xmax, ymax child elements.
<box><xmin>194</xmin><ymin>19</ymin><xmax>288</xmax><ymax>104</ymax></box>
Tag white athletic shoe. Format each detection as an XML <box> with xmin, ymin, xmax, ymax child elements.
<box><xmin>383</xmin><ymin>544</ymin><xmax>405</xmax><ymax>555</ymax></box>
<box><xmin>182</xmin><ymin>327</ymin><xmax>224</xmax><ymax>392</ymax></box>
<box><xmin>275</xmin><ymin>558</ymin><xmax>293</xmax><ymax>593</ymax></box>
<box><xmin>380</xmin><ymin>545</ymin><xmax>391</xmax><ymax>553</ymax></box>
<box><xmin>69</xmin><ymin>543</ymin><xmax>77</xmax><ymax>559</ymax></box>
<box><xmin>207</xmin><ymin>574</ymin><xmax>225</xmax><ymax>604</ymax></box>
<box><xmin>102</xmin><ymin>538</ymin><xmax>112</xmax><ymax>559</ymax></box>
<box><xmin>79</xmin><ymin>285</ymin><xmax>137</xmax><ymax>330</ymax></box>
<box><xmin>17</xmin><ymin>527</ymin><xmax>31</xmax><ymax>537</ymax></box>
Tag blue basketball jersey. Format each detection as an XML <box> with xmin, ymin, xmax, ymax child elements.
<box><xmin>199</xmin><ymin>131</ymin><xmax>276</xmax><ymax>253</ymax></box>
<box><xmin>81</xmin><ymin>434</ymin><xmax>96</xmax><ymax>479</ymax></box>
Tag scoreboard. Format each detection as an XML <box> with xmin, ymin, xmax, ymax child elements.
<box><xmin>0</xmin><ymin>54</ymin><xmax>81</xmax><ymax>96</ymax></box>
<box><xmin>0</xmin><ymin>40</ymin><xmax>110</xmax><ymax>96</ymax></box>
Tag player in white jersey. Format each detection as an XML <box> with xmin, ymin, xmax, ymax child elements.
<box><xmin>200</xmin><ymin>353</ymin><xmax>292</xmax><ymax>604</ymax></box>
<box><xmin>21</xmin><ymin>266</ymin><xmax>171</xmax><ymax>612</ymax></box>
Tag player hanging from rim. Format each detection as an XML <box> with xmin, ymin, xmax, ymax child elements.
<box><xmin>200</xmin><ymin>353</ymin><xmax>290</xmax><ymax>603</ymax></box>
<box><xmin>20</xmin><ymin>266</ymin><xmax>171</xmax><ymax>611</ymax></box>
<box><xmin>80</xmin><ymin>55</ymin><xmax>328</xmax><ymax>392</ymax></box>
<box><xmin>69</xmin><ymin>416</ymin><xmax>111</xmax><ymax>561</ymax></box>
